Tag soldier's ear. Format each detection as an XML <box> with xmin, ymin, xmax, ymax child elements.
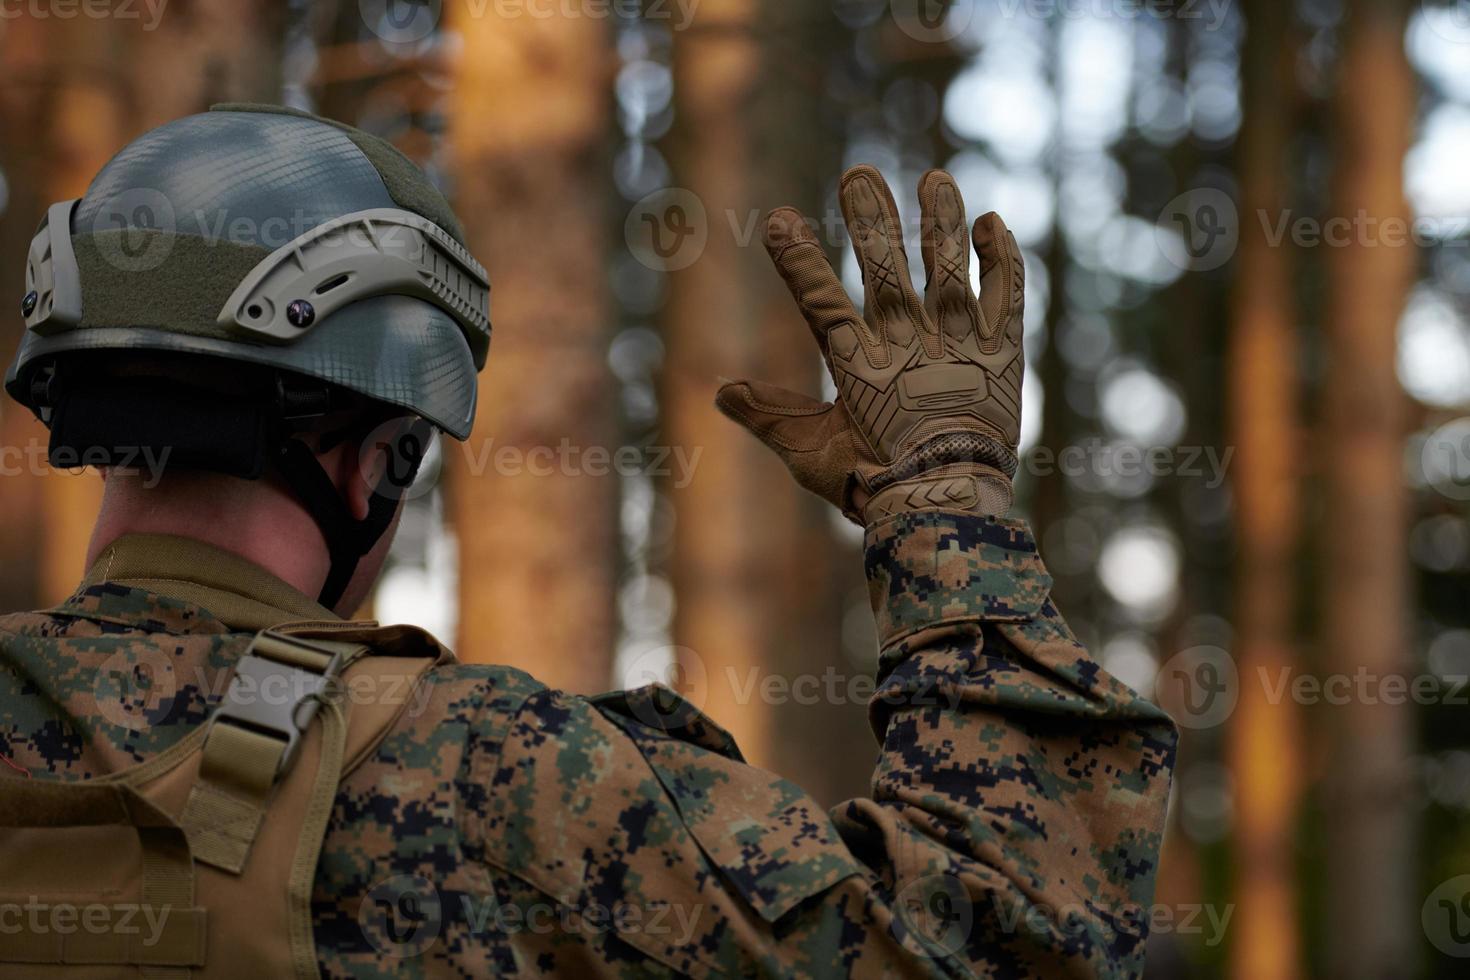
<box><xmin>336</xmin><ymin>435</ymin><xmax>380</xmax><ymax>523</ymax></box>
<box><xmin>338</xmin><ymin>415</ymin><xmax>427</xmax><ymax>522</ymax></box>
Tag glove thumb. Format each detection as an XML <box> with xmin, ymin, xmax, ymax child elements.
<box><xmin>715</xmin><ymin>379</ymin><xmax>860</xmax><ymax>515</ymax></box>
<box><xmin>714</xmin><ymin>379</ymin><xmax>836</xmax><ymax>453</ymax></box>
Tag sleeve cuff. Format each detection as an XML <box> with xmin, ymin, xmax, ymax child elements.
<box><xmin>863</xmin><ymin>510</ymin><xmax>1054</xmax><ymax>647</ymax></box>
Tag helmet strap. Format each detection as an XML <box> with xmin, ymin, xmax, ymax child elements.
<box><xmin>273</xmin><ymin>433</ymin><xmax>422</xmax><ymax>610</ymax></box>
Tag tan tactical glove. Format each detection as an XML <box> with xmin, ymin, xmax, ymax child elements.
<box><xmin>716</xmin><ymin>166</ymin><xmax>1025</xmax><ymax>524</ymax></box>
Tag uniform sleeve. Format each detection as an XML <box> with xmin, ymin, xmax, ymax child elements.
<box><xmin>830</xmin><ymin>510</ymin><xmax>1179</xmax><ymax>977</ymax></box>
<box><xmin>474</xmin><ymin>512</ymin><xmax>1177</xmax><ymax>980</ymax></box>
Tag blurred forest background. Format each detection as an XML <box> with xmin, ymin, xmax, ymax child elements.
<box><xmin>1</xmin><ymin>0</ymin><xmax>1468</xmax><ymax>976</ymax></box>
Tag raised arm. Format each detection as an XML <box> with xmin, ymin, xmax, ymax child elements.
<box><xmin>713</xmin><ymin>166</ymin><xmax>1179</xmax><ymax>976</ymax></box>
<box><xmin>827</xmin><ymin>507</ymin><xmax>1178</xmax><ymax>976</ymax></box>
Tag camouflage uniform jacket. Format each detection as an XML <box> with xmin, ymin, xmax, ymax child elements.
<box><xmin>0</xmin><ymin>511</ymin><xmax>1177</xmax><ymax>978</ymax></box>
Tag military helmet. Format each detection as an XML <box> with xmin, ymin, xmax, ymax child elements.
<box><xmin>3</xmin><ymin>104</ymin><xmax>491</xmax><ymax>606</ymax></box>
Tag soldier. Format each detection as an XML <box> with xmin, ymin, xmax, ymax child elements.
<box><xmin>0</xmin><ymin>105</ymin><xmax>1177</xmax><ymax>978</ymax></box>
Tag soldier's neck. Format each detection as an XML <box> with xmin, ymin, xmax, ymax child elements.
<box><xmin>86</xmin><ymin>468</ymin><xmax>332</xmax><ymax>604</ymax></box>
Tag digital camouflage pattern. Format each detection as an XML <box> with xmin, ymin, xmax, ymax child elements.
<box><xmin>0</xmin><ymin>511</ymin><xmax>1177</xmax><ymax>978</ymax></box>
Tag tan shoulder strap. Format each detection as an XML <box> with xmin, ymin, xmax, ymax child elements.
<box><xmin>0</xmin><ymin>623</ymin><xmax>450</xmax><ymax>980</ymax></box>
<box><xmin>180</xmin><ymin>632</ymin><xmax>356</xmax><ymax>874</ymax></box>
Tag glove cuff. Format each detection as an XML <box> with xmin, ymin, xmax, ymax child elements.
<box><xmin>867</xmin><ymin>431</ymin><xmax>1017</xmax><ymax>493</ymax></box>
<box><xmin>861</xmin><ymin>465</ymin><xmax>1013</xmax><ymax>523</ymax></box>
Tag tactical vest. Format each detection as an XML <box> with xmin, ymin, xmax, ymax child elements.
<box><xmin>0</xmin><ymin>622</ymin><xmax>451</xmax><ymax>979</ymax></box>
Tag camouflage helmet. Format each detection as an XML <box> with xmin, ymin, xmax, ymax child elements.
<box><xmin>3</xmin><ymin>104</ymin><xmax>491</xmax><ymax>606</ymax></box>
<box><xmin>6</xmin><ymin>102</ymin><xmax>489</xmax><ymax>438</ymax></box>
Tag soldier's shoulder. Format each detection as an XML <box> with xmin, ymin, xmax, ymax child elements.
<box><xmin>1</xmin><ymin>583</ymin><xmax>231</xmax><ymax>640</ymax></box>
<box><xmin>482</xmin><ymin>681</ymin><xmax>870</xmax><ymax>928</ymax></box>
<box><xmin>396</xmin><ymin>660</ymin><xmax>551</xmax><ymax>747</ymax></box>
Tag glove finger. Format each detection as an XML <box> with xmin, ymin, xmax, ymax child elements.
<box><xmin>972</xmin><ymin>210</ymin><xmax>1025</xmax><ymax>349</ymax></box>
<box><xmin>840</xmin><ymin>164</ymin><xmax>932</xmax><ymax>353</ymax></box>
<box><xmin>763</xmin><ymin>207</ymin><xmax>863</xmax><ymax>355</ymax></box>
<box><xmin>971</xmin><ymin>212</ymin><xmax>1025</xmax><ymax>446</ymax></box>
<box><xmin>918</xmin><ymin>169</ymin><xmax>982</xmax><ymax>349</ymax></box>
<box><xmin>715</xmin><ymin>379</ymin><xmax>837</xmax><ymax>454</ymax></box>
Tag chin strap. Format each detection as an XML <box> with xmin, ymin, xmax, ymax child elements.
<box><xmin>272</xmin><ymin>420</ymin><xmax>430</xmax><ymax>610</ymax></box>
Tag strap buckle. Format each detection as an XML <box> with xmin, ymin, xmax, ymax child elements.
<box><xmin>209</xmin><ymin>631</ymin><xmax>345</xmax><ymax>779</ymax></box>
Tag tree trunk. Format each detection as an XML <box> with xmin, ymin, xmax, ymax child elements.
<box><xmin>661</xmin><ymin>2</ymin><xmax>865</xmax><ymax>788</ymax></box>
<box><xmin>1225</xmin><ymin>2</ymin><xmax>1305</xmax><ymax>978</ymax></box>
<box><xmin>0</xmin><ymin>15</ymin><xmax>59</xmax><ymax>613</ymax></box>
<box><xmin>1321</xmin><ymin>1</ymin><xmax>1417</xmax><ymax>975</ymax></box>
<box><xmin>445</xmin><ymin>11</ymin><xmax>618</xmax><ymax>690</ymax></box>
